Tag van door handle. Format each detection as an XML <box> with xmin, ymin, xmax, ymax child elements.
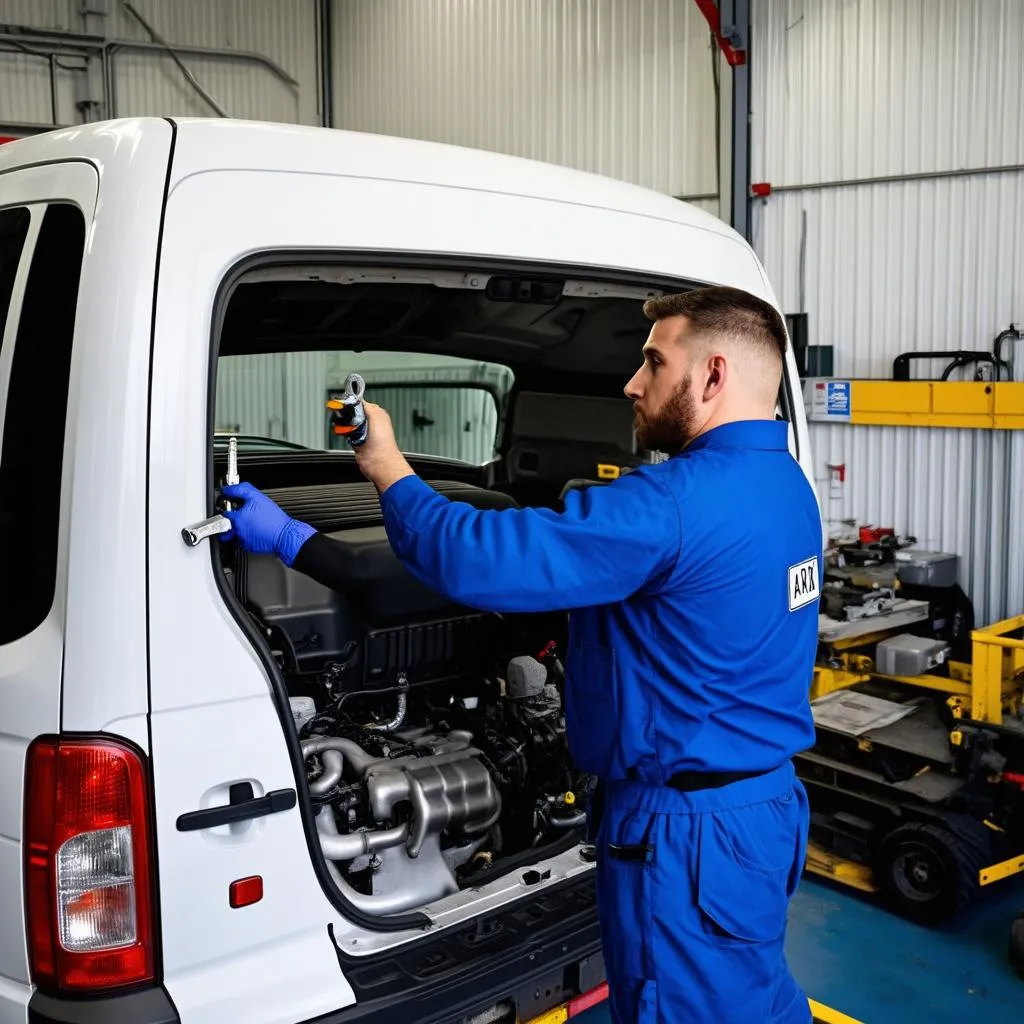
<box><xmin>176</xmin><ymin>782</ymin><xmax>297</xmax><ymax>832</ymax></box>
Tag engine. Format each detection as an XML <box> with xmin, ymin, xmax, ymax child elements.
<box><xmin>292</xmin><ymin>655</ymin><xmax>587</xmax><ymax>916</ymax></box>
<box><xmin>232</xmin><ymin>476</ymin><xmax>590</xmax><ymax>916</ymax></box>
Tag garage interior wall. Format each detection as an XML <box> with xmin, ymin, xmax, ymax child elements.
<box><xmin>330</xmin><ymin>0</ymin><xmax>723</xmax><ymax>215</ymax></box>
<box><xmin>751</xmin><ymin>0</ymin><xmax>1024</xmax><ymax>624</ymax></box>
<box><xmin>1</xmin><ymin>0</ymin><xmax>1019</xmax><ymax>623</ymax></box>
<box><xmin>0</xmin><ymin>0</ymin><xmax>321</xmax><ymax>128</ymax></box>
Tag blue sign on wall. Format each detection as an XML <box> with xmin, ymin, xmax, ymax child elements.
<box><xmin>826</xmin><ymin>381</ymin><xmax>851</xmax><ymax>417</ymax></box>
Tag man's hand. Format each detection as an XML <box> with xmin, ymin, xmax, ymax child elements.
<box><xmin>352</xmin><ymin>402</ymin><xmax>416</xmax><ymax>493</ymax></box>
<box><xmin>219</xmin><ymin>481</ymin><xmax>315</xmax><ymax>566</ymax></box>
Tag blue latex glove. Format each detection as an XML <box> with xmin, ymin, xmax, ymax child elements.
<box><xmin>220</xmin><ymin>481</ymin><xmax>316</xmax><ymax>567</ymax></box>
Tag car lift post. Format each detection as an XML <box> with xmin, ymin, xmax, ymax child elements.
<box><xmin>694</xmin><ymin>0</ymin><xmax>751</xmax><ymax>242</ymax></box>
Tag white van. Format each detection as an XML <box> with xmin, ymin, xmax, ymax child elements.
<box><xmin>0</xmin><ymin>118</ymin><xmax>815</xmax><ymax>1024</ymax></box>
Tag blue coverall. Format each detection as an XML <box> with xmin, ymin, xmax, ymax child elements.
<box><xmin>224</xmin><ymin>417</ymin><xmax>822</xmax><ymax>1022</ymax></box>
<box><xmin>372</xmin><ymin>418</ymin><xmax>823</xmax><ymax>1023</ymax></box>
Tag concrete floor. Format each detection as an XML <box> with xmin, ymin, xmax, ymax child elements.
<box><xmin>576</xmin><ymin>875</ymin><xmax>1024</xmax><ymax>1023</ymax></box>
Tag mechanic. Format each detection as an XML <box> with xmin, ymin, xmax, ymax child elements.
<box><xmin>222</xmin><ymin>285</ymin><xmax>822</xmax><ymax>1024</ymax></box>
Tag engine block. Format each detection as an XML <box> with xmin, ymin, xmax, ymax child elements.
<box><xmin>365</xmin><ymin>738</ymin><xmax>502</xmax><ymax>856</ymax></box>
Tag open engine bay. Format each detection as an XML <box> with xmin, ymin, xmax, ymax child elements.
<box><xmin>224</xmin><ymin>472</ymin><xmax>593</xmax><ymax>919</ymax></box>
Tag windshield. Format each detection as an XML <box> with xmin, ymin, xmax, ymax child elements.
<box><xmin>214</xmin><ymin>351</ymin><xmax>513</xmax><ymax>465</ymax></box>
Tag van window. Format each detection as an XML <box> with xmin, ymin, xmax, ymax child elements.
<box><xmin>0</xmin><ymin>207</ymin><xmax>30</xmax><ymax>354</ymax></box>
<box><xmin>215</xmin><ymin>351</ymin><xmax>511</xmax><ymax>465</ymax></box>
<box><xmin>213</xmin><ymin>265</ymin><xmax>666</xmax><ymax>467</ymax></box>
<box><xmin>0</xmin><ymin>203</ymin><xmax>86</xmax><ymax>644</ymax></box>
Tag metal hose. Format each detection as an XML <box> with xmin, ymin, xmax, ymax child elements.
<box><xmin>301</xmin><ymin>735</ymin><xmax>377</xmax><ymax>778</ymax></box>
<box><xmin>318</xmin><ymin>821</ymin><xmax>409</xmax><ymax>861</ymax></box>
<box><xmin>308</xmin><ymin>749</ymin><xmax>344</xmax><ymax>795</ymax></box>
<box><xmin>369</xmin><ymin>690</ymin><xmax>408</xmax><ymax>732</ymax></box>
<box><xmin>315</xmin><ymin>808</ymin><xmax>458</xmax><ymax>916</ymax></box>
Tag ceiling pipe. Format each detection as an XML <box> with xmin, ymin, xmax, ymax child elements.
<box><xmin>119</xmin><ymin>1</ymin><xmax>227</xmax><ymax>117</ymax></box>
<box><xmin>0</xmin><ymin>24</ymin><xmax>299</xmax><ymax>87</ymax></box>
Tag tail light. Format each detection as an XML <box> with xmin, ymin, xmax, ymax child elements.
<box><xmin>24</xmin><ymin>735</ymin><xmax>156</xmax><ymax>993</ymax></box>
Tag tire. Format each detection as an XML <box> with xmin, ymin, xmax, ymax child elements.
<box><xmin>1009</xmin><ymin>911</ymin><xmax>1024</xmax><ymax>979</ymax></box>
<box><xmin>876</xmin><ymin>820</ymin><xmax>988</xmax><ymax>926</ymax></box>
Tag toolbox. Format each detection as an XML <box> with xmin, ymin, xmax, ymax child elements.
<box><xmin>875</xmin><ymin>633</ymin><xmax>950</xmax><ymax>676</ymax></box>
<box><xmin>894</xmin><ymin>550</ymin><xmax>959</xmax><ymax>588</ymax></box>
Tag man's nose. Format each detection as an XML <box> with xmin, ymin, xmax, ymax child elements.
<box><xmin>624</xmin><ymin>370</ymin><xmax>643</xmax><ymax>401</ymax></box>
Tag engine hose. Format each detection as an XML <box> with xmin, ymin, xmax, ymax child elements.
<box><xmin>549</xmin><ymin>810</ymin><xmax>587</xmax><ymax>829</ymax></box>
<box><xmin>301</xmin><ymin>735</ymin><xmax>377</xmax><ymax>779</ymax></box>
<box><xmin>308</xmin><ymin>749</ymin><xmax>344</xmax><ymax>795</ymax></box>
<box><xmin>315</xmin><ymin>808</ymin><xmax>458</xmax><ymax>916</ymax></box>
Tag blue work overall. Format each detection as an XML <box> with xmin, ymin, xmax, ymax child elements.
<box><xmin>378</xmin><ymin>419</ymin><xmax>822</xmax><ymax>1023</ymax></box>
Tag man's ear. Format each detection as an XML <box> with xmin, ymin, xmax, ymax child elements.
<box><xmin>702</xmin><ymin>353</ymin><xmax>728</xmax><ymax>400</ymax></box>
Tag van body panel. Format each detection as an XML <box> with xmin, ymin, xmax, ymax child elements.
<box><xmin>147</xmin><ymin>169</ymin><xmax>359</xmax><ymax>1023</ymax></box>
<box><xmin>57</xmin><ymin>123</ymin><xmax>174</xmax><ymax>737</ymax></box>
<box><xmin>166</xmin><ymin>166</ymin><xmax>768</xmax><ymax>299</ymax></box>
<box><xmin>0</xmin><ymin>161</ymin><xmax>100</xmax><ymax>1024</ymax></box>
<box><xmin>164</xmin><ymin>119</ymin><xmax>736</xmax><ymax>242</ymax></box>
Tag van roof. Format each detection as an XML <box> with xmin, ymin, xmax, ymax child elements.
<box><xmin>0</xmin><ymin>116</ymin><xmax>737</xmax><ymax>242</ymax></box>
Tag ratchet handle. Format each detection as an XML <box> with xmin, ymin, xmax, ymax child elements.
<box><xmin>328</xmin><ymin>373</ymin><xmax>369</xmax><ymax>448</ymax></box>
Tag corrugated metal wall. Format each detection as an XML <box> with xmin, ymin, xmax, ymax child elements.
<box><xmin>330</xmin><ymin>0</ymin><xmax>721</xmax><ymax>204</ymax></box>
<box><xmin>752</xmin><ymin>0</ymin><xmax>1024</xmax><ymax>624</ymax></box>
<box><xmin>358</xmin><ymin>385</ymin><xmax>499</xmax><ymax>465</ymax></box>
<box><xmin>215</xmin><ymin>352</ymin><xmax>330</xmax><ymax>452</ymax></box>
<box><xmin>809</xmin><ymin>423</ymin><xmax>1024</xmax><ymax>626</ymax></box>
<box><xmin>752</xmin><ymin>0</ymin><xmax>1024</xmax><ymax>378</ymax></box>
<box><xmin>0</xmin><ymin>0</ymin><xmax>320</xmax><ymax>130</ymax></box>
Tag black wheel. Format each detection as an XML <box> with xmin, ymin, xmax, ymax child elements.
<box><xmin>876</xmin><ymin>820</ymin><xmax>988</xmax><ymax>926</ymax></box>
<box><xmin>1009</xmin><ymin>911</ymin><xmax>1024</xmax><ymax>979</ymax></box>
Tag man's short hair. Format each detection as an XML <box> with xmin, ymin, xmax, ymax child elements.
<box><xmin>642</xmin><ymin>285</ymin><xmax>788</xmax><ymax>363</ymax></box>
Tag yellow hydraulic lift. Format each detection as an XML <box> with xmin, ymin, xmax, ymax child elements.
<box><xmin>803</xmin><ymin>597</ymin><xmax>1024</xmax><ymax>906</ymax></box>
<box><xmin>796</xmin><ymin>370</ymin><xmax>1024</xmax><ymax>915</ymax></box>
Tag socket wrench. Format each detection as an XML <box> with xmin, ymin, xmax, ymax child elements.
<box><xmin>182</xmin><ymin>435</ymin><xmax>239</xmax><ymax>547</ymax></box>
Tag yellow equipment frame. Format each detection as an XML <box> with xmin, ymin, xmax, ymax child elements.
<box><xmin>811</xmin><ymin>614</ymin><xmax>1024</xmax><ymax>725</ymax></box>
<box><xmin>813</xmin><ymin>380</ymin><xmax>1024</xmax><ymax>430</ymax></box>
<box><xmin>807</xmin><ymin>612</ymin><xmax>1024</xmax><ymax>892</ymax></box>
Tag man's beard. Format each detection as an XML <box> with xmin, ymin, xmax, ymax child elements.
<box><xmin>633</xmin><ymin>375</ymin><xmax>700</xmax><ymax>455</ymax></box>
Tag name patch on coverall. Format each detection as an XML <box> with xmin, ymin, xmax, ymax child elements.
<box><xmin>788</xmin><ymin>556</ymin><xmax>819</xmax><ymax>611</ymax></box>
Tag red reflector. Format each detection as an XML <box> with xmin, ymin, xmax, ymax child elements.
<box><xmin>568</xmin><ymin>982</ymin><xmax>609</xmax><ymax>1016</ymax></box>
<box><xmin>230</xmin><ymin>875</ymin><xmax>264</xmax><ymax>908</ymax></box>
<box><xmin>24</xmin><ymin>735</ymin><xmax>155</xmax><ymax>994</ymax></box>
<box><xmin>751</xmin><ymin>182</ymin><xmax>772</xmax><ymax>197</ymax></box>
